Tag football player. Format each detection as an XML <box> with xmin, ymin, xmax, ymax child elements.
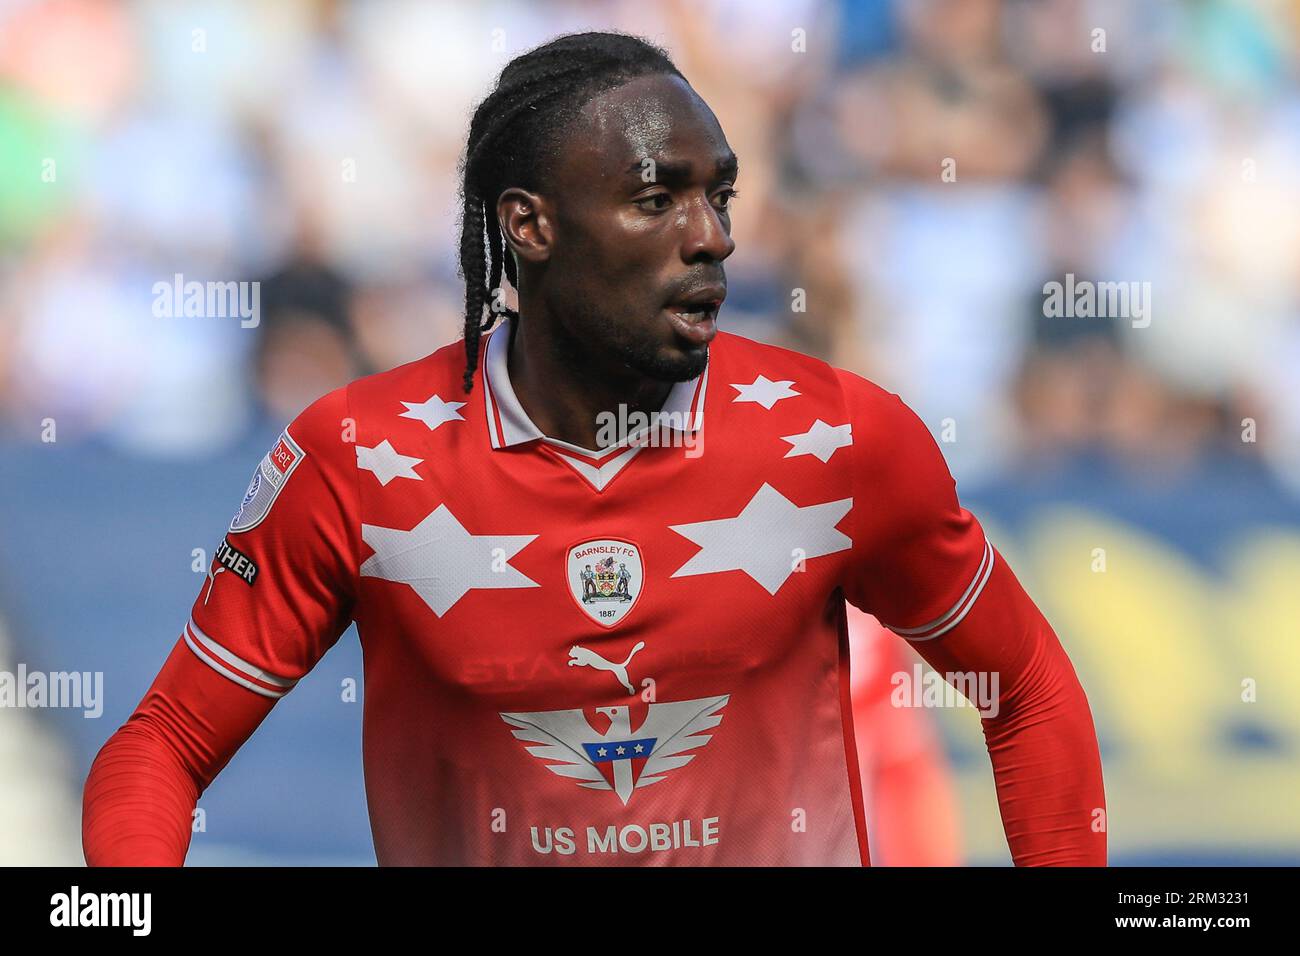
<box><xmin>84</xmin><ymin>31</ymin><xmax>1105</xmax><ymax>866</ymax></box>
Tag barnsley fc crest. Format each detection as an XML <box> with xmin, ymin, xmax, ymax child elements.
<box><xmin>567</xmin><ymin>539</ymin><xmax>642</xmax><ymax>627</ymax></box>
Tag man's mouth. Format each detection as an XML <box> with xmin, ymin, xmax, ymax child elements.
<box><xmin>664</xmin><ymin>296</ymin><xmax>723</xmax><ymax>346</ymax></box>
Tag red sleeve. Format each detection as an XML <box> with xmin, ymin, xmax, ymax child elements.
<box><xmin>905</xmin><ymin>553</ymin><xmax>1107</xmax><ymax>865</ymax></box>
<box><xmin>82</xmin><ymin>637</ymin><xmax>276</xmax><ymax>865</ymax></box>
<box><xmin>186</xmin><ymin>385</ymin><xmax>361</xmax><ymax>690</ymax></box>
<box><xmin>838</xmin><ymin>370</ymin><xmax>1106</xmax><ymax>866</ymax></box>
<box><xmin>836</xmin><ymin>374</ymin><xmax>991</xmax><ymax>632</ymax></box>
<box><xmin>83</xmin><ymin>387</ymin><xmax>360</xmax><ymax>866</ymax></box>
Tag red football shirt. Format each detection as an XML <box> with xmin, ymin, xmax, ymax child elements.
<box><xmin>175</xmin><ymin>316</ymin><xmax>998</xmax><ymax>865</ymax></box>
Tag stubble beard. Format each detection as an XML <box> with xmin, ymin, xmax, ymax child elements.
<box><xmin>551</xmin><ymin>300</ymin><xmax>709</xmax><ymax>384</ymax></box>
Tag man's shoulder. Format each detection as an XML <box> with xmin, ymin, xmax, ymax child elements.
<box><xmin>347</xmin><ymin>338</ymin><xmax>472</xmax><ymax>411</ymax></box>
<box><xmin>287</xmin><ymin>338</ymin><xmax>473</xmax><ymax>451</ymax></box>
<box><xmin>711</xmin><ymin>329</ymin><xmax>904</xmax><ymax>418</ymax></box>
<box><xmin>710</xmin><ymin>329</ymin><xmax>942</xmax><ymax>480</ymax></box>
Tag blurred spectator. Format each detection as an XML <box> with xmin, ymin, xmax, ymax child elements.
<box><xmin>0</xmin><ymin>0</ymin><xmax>1294</xmax><ymax>489</ymax></box>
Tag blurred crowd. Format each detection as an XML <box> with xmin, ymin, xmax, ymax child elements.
<box><xmin>2</xmin><ymin>0</ymin><xmax>1298</xmax><ymax>488</ymax></box>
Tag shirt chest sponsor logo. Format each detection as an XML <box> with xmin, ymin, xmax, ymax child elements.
<box><xmin>230</xmin><ymin>429</ymin><xmax>304</xmax><ymax>533</ymax></box>
<box><xmin>567</xmin><ymin>539</ymin><xmax>642</xmax><ymax>627</ymax></box>
<box><xmin>500</xmin><ymin>642</ymin><xmax>729</xmax><ymax>806</ymax></box>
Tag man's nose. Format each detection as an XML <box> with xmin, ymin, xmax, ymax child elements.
<box><xmin>681</xmin><ymin>194</ymin><xmax>736</xmax><ymax>263</ymax></box>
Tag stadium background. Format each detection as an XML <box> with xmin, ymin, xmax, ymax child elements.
<box><xmin>1</xmin><ymin>0</ymin><xmax>1298</xmax><ymax>865</ymax></box>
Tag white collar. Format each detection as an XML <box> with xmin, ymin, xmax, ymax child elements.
<box><xmin>481</xmin><ymin>316</ymin><xmax>708</xmax><ymax>457</ymax></box>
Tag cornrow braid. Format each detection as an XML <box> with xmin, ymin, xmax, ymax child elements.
<box><xmin>456</xmin><ymin>31</ymin><xmax>684</xmax><ymax>393</ymax></box>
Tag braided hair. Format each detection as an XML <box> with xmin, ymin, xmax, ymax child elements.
<box><xmin>456</xmin><ymin>31</ymin><xmax>684</xmax><ymax>393</ymax></box>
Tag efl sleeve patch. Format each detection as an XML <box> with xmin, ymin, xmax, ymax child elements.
<box><xmin>229</xmin><ymin>428</ymin><xmax>306</xmax><ymax>533</ymax></box>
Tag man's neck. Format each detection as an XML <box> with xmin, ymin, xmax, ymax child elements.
<box><xmin>505</xmin><ymin>316</ymin><xmax>674</xmax><ymax>451</ymax></box>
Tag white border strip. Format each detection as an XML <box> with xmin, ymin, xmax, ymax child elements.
<box><xmin>885</xmin><ymin>538</ymin><xmax>994</xmax><ymax>642</ymax></box>
<box><xmin>183</xmin><ymin>617</ymin><xmax>296</xmax><ymax>699</ymax></box>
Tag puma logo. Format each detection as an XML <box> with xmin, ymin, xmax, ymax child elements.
<box><xmin>203</xmin><ymin>565</ymin><xmax>226</xmax><ymax>605</ymax></box>
<box><xmin>568</xmin><ymin>642</ymin><xmax>645</xmax><ymax>695</ymax></box>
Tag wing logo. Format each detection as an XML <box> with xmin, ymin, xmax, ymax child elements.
<box><xmin>500</xmin><ymin>695</ymin><xmax>730</xmax><ymax>806</ymax></box>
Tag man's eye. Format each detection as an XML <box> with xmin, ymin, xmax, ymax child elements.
<box><xmin>714</xmin><ymin>188</ymin><xmax>740</xmax><ymax>210</ymax></box>
<box><xmin>636</xmin><ymin>189</ymin><xmax>739</xmax><ymax>213</ymax></box>
<box><xmin>635</xmin><ymin>193</ymin><xmax>673</xmax><ymax>211</ymax></box>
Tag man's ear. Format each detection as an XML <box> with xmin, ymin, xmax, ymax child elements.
<box><xmin>497</xmin><ymin>188</ymin><xmax>552</xmax><ymax>264</ymax></box>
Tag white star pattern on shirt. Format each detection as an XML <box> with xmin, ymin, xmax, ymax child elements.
<box><xmin>669</xmin><ymin>483</ymin><xmax>853</xmax><ymax>595</ymax></box>
<box><xmin>731</xmin><ymin>374</ymin><xmax>800</xmax><ymax>410</ymax></box>
<box><xmin>356</xmin><ymin>440</ymin><xmax>423</xmax><ymax>486</ymax></box>
<box><xmin>781</xmin><ymin>420</ymin><xmax>853</xmax><ymax>463</ymax></box>
<box><xmin>399</xmin><ymin>393</ymin><xmax>465</xmax><ymax>431</ymax></box>
<box><xmin>360</xmin><ymin>504</ymin><xmax>539</xmax><ymax>616</ymax></box>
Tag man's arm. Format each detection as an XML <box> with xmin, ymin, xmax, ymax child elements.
<box><xmin>83</xmin><ymin>638</ymin><xmax>276</xmax><ymax>865</ymax></box>
<box><xmin>838</xmin><ymin>369</ymin><xmax>1105</xmax><ymax>865</ymax></box>
<box><xmin>901</xmin><ymin>550</ymin><xmax>1106</xmax><ymax>865</ymax></box>
<box><xmin>84</xmin><ymin>386</ymin><xmax>360</xmax><ymax>866</ymax></box>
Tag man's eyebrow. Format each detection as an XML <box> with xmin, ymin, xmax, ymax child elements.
<box><xmin>623</xmin><ymin>152</ymin><xmax>740</xmax><ymax>182</ymax></box>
